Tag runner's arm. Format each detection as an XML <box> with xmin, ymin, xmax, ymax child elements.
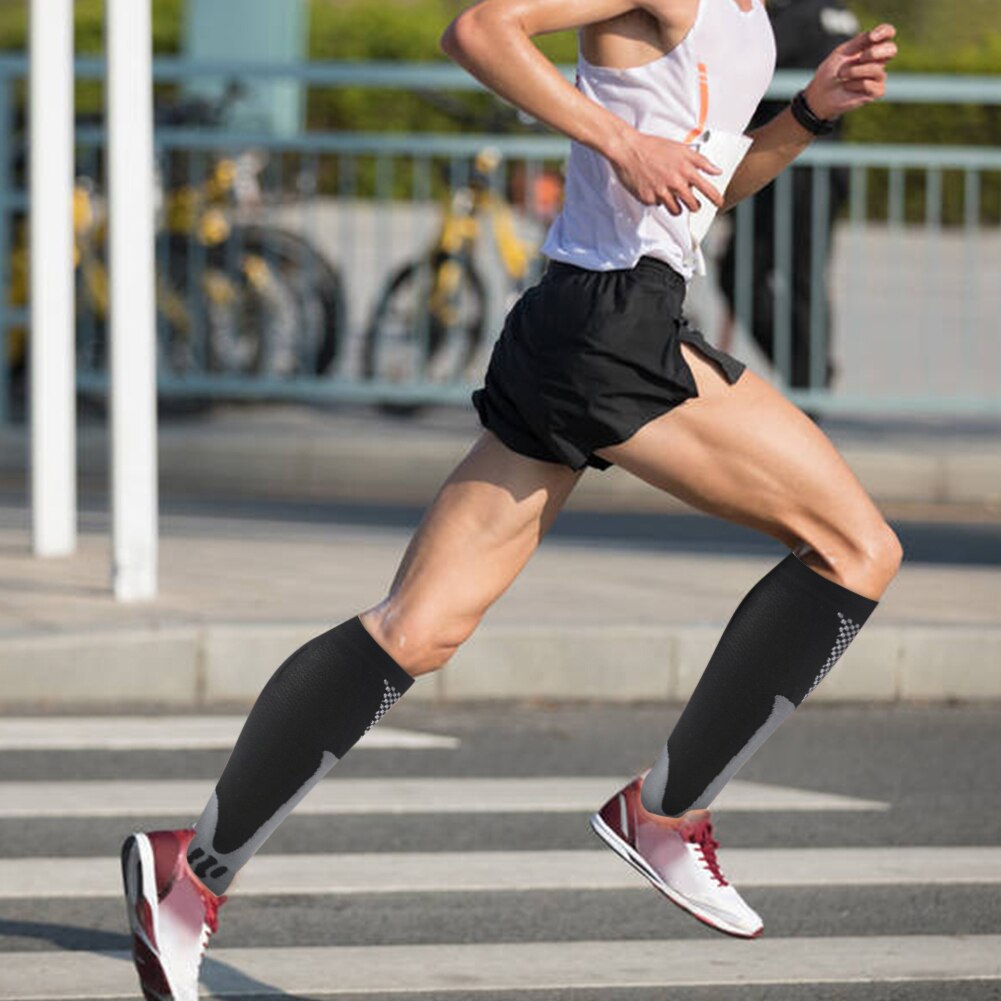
<box><xmin>441</xmin><ymin>0</ymin><xmax>724</xmax><ymax>214</ymax></box>
<box><xmin>722</xmin><ymin>24</ymin><xmax>897</xmax><ymax>211</ymax></box>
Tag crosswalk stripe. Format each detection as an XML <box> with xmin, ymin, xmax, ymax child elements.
<box><xmin>1</xmin><ymin>846</ymin><xmax>996</xmax><ymax>899</ymax></box>
<box><xmin>2</xmin><ymin>936</ymin><xmax>999</xmax><ymax>997</ymax></box>
<box><xmin>0</xmin><ymin>718</ymin><xmax>459</xmax><ymax>751</ymax></box>
<box><xmin>0</xmin><ymin>776</ymin><xmax>887</xmax><ymax>818</ymax></box>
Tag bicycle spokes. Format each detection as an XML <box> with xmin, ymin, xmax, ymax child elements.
<box><xmin>364</xmin><ymin>256</ymin><xmax>485</xmax><ymax>392</ymax></box>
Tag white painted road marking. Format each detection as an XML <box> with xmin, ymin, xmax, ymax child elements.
<box><xmin>2</xmin><ymin>846</ymin><xmax>997</xmax><ymax>899</ymax></box>
<box><xmin>0</xmin><ymin>717</ymin><xmax>459</xmax><ymax>751</ymax></box>
<box><xmin>1</xmin><ymin>936</ymin><xmax>999</xmax><ymax>998</ymax></box>
<box><xmin>0</xmin><ymin>776</ymin><xmax>888</xmax><ymax>818</ymax></box>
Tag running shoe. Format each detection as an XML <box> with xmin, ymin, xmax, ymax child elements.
<box><xmin>590</xmin><ymin>774</ymin><xmax>763</xmax><ymax>938</ymax></box>
<box><xmin>121</xmin><ymin>828</ymin><xmax>225</xmax><ymax>1001</ymax></box>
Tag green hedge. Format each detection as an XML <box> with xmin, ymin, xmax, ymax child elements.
<box><xmin>841</xmin><ymin>7</ymin><xmax>1001</xmax><ymax>146</ymax></box>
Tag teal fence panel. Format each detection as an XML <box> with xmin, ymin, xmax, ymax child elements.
<box><xmin>1</xmin><ymin>57</ymin><xmax>1000</xmax><ymax>422</ymax></box>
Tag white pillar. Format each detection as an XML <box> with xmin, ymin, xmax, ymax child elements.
<box><xmin>29</xmin><ymin>0</ymin><xmax>76</xmax><ymax>556</ymax></box>
<box><xmin>106</xmin><ymin>0</ymin><xmax>158</xmax><ymax>601</ymax></box>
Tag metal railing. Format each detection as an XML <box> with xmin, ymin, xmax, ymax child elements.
<box><xmin>1</xmin><ymin>56</ymin><xmax>1000</xmax><ymax>423</ymax></box>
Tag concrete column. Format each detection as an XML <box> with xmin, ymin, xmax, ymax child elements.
<box><xmin>106</xmin><ymin>0</ymin><xmax>158</xmax><ymax>601</ymax></box>
<box><xmin>29</xmin><ymin>0</ymin><xmax>76</xmax><ymax>556</ymax></box>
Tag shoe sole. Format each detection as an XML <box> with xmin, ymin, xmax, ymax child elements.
<box><xmin>589</xmin><ymin>812</ymin><xmax>762</xmax><ymax>939</ymax></box>
<box><xmin>121</xmin><ymin>833</ymin><xmax>175</xmax><ymax>1001</ymax></box>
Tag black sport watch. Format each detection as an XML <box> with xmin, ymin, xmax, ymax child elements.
<box><xmin>790</xmin><ymin>89</ymin><xmax>837</xmax><ymax>136</ymax></box>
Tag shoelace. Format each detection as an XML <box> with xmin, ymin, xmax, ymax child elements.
<box><xmin>197</xmin><ymin>892</ymin><xmax>227</xmax><ymax>962</ymax></box>
<box><xmin>202</xmin><ymin>892</ymin><xmax>227</xmax><ymax>936</ymax></box>
<box><xmin>684</xmin><ymin>820</ymin><xmax>728</xmax><ymax>887</ymax></box>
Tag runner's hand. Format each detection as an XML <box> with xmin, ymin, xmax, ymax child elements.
<box><xmin>610</xmin><ymin>132</ymin><xmax>723</xmax><ymax>215</ymax></box>
<box><xmin>805</xmin><ymin>23</ymin><xmax>897</xmax><ymax>120</ymax></box>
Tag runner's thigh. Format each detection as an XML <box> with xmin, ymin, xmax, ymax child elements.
<box><xmin>595</xmin><ymin>345</ymin><xmax>893</xmax><ymax>588</ymax></box>
<box><xmin>363</xmin><ymin>431</ymin><xmax>581</xmax><ymax>672</ymax></box>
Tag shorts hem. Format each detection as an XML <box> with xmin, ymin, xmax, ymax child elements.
<box><xmin>472</xmin><ymin>388</ymin><xmax>589</xmax><ymax>470</ymax></box>
<box><xmin>472</xmin><ymin>256</ymin><xmax>746</xmax><ymax>474</ymax></box>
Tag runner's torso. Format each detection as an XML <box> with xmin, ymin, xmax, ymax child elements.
<box><xmin>542</xmin><ymin>0</ymin><xmax>777</xmax><ymax>279</ymax></box>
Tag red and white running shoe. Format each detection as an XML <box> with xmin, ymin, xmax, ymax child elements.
<box><xmin>590</xmin><ymin>775</ymin><xmax>762</xmax><ymax>939</ymax></box>
<box><xmin>121</xmin><ymin>829</ymin><xmax>225</xmax><ymax>1001</ymax></box>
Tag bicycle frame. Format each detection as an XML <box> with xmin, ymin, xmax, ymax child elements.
<box><xmin>427</xmin><ymin>149</ymin><xmax>535</xmax><ymax>322</ymax></box>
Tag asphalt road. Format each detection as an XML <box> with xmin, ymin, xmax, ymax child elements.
<box><xmin>1</xmin><ymin>702</ymin><xmax>999</xmax><ymax>1000</ymax></box>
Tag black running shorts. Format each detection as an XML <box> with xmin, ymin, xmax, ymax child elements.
<box><xmin>473</xmin><ymin>256</ymin><xmax>746</xmax><ymax>471</ymax></box>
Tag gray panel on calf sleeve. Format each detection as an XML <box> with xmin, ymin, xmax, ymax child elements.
<box><xmin>189</xmin><ymin>751</ymin><xmax>338</xmax><ymax>887</ymax></box>
<box><xmin>643</xmin><ymin>555</ymin><xmax>876</xmax><ymax>818</ymax></box>
<box><xmin>642</xmin><ymin>695</ymin><xmax>795</xmax><ymax>815</ymax></box>
<box><xmin>187</xmin><ymin>617</ymin><xmax>412</xmax><ymax>893</ymax></box>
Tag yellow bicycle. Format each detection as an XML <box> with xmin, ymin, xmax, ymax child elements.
<box><xmin>362</xmin><ymin>147</ymin><xmax>541</xmax><ymax>394</ymax></box>
<box><xmin>155</xmin><ymin>155</ymin><xmax>345</xmax><ymax>378</ymax></box>
<box><xmin>7</xmin><ymin>89</ymin><xmax>346</xmax><ymax>398</ymax></box>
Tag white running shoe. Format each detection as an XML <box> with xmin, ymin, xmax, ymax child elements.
<box><xmin>121</xmin><ymin>828</ymin><xmax>226</xmax><ymax>1000</ymax></box>
<box><xmin>591</xmin><ymin>774</ymin><xmax>763</xmax><ymax>938</ymax></box>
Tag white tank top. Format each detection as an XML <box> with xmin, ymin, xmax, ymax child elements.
<box><xmin>542</xmin><ymin>0</ymin><xmax>776</xmax><ymax>280</ymax></box>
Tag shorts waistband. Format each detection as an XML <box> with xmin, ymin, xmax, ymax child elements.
<box><xmin>545</xmin><ymin>256</ymin><xmax>686</xmax><ymax>290</ymax></box>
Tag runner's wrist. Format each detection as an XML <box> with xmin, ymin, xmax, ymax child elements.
<box><xmin>591</xmin><ymin>115</ymin><xmax>639</xmax><ymax>164</ymax></box>
<box><xmin>801</xmin><ymin>81</ymin><xmax>839</xmax><ymax>126</ymax></box>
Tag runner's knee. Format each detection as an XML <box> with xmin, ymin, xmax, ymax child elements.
<box><xmin>799</xmin><ymin>516</ymin><xmax>903</xmax><ymax>598</ymax></box>
<box><xmin>360</xmin><ymin>600</ymin><xmax>481</xmax><ymax>676</ymax></box>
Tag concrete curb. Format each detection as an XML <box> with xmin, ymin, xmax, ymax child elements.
<box><xmin>2</xmin><ymin>424</ymin><xmax>1001</xmax><ymax>509</ymax></box>
<box><xmin>3</xmin><ymin>621</ymin><xmax>1000</xmax><ymax>708</ymax></box>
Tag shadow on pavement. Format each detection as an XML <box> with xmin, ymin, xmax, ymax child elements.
<box><xmin>0</xmin><ymin>918</ymin><xmax>297</xmax><ymax>999</ymax></box>
<box><xmin>162</xmin><ymin>497</ymin><xmax>1001</xmax><ymax>568</ymax></box>
<box><xmin>0</xmin><ymin>917</ymin><xmax>128</xmax><ymax>952</ymax></box>
<box><xmin>4</xmin><ymin>489</ymin><xmax>1000</xmax><ymax>566</ymax></box>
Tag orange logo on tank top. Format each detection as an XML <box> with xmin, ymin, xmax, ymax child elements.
<box><xmin>683</xmin><ymin>62</ymin><xmax>710</xmax><ymax>144</ymax></box>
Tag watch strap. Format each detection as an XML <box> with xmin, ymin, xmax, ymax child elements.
<box><xmin>791</xmin><ymin>90</ymin><xmax>837</xmax><ymax>136</ymax></box>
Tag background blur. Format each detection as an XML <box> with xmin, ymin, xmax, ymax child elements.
<box><xmin>0</xmin><ymin>3</ymin><xmax>1000</xmax><ymax>999</ymax></box>
<box><xmin>0</xmin><ymin>0</ymin><xmax>1000</xmax><ymax>417</ymax></box>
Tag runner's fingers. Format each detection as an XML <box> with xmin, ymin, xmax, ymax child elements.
<box><xmin>842</xmin><ymin>45</ymin><xmax>896</xmax><ymax>72</ymax></box>
<box><xmin>679</xmin><ymin>187</ymin><xmax>702</xmax><ymax>213</ymax></box>
<box><xmin>839</xmin><ymin>61</ymin><xmax>887</xmax><ymax>82</ymax></box>
<box><xmin>690</xmin><ymin>152</ymin><xmax>723</xmax><ymax>176</ymax></box>
<box><xmin>659</xmin><ymin>190</ymin><xmax>682</xmax><ymax>216</ymax></box>
<box><xmin>853</xmin><ymin>42</ymin><xmax>897</xmax><ymax>65</ymax></box>
<box><xmin>838</xmin><ymin>24</ymin><xmax>895</xmax><ymax>58</ymax></box>
<box><xmin>664</xmin><ymin>179</ymin><xmax>700</xmax><ymax>213</ymax></box>
<box><xmin>870</xmin><ymin>42</ymin><xmax>898</xmax><ymax>62</ymax></box>
<box><xmin>843</xmin><ymin>78</ymin><xmax>884</xmax><ymax>98</ymax></box>
<box><xmin>634</xmin><ymin>184</ymin><xmax>657</xmax><ymax>206</ymax></box>
<box><xmin>689</xmin><ymin>172</ymin><xmax>724</xmax><ymax>208</ymax></box>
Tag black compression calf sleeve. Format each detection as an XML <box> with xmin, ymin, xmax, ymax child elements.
<box><xmin>188</xmin><ymin>617</ymin><xmax>412</xmax><ymax>893</ymax></box>
<box><xmin>642</xmin><ymin>555</ymin><xmax>877</xmax><ymax>818</ymax></box>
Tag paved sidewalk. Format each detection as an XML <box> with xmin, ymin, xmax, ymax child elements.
<box><xmin>3</xmin><ymin>404</ymin><xmax>1000</xmax><ymax>708</ymax></box>
<box><xmin>1</xmin><ymin>489</ymin><xmax>999</xmax><ymax>708</ymax></box>
<box><xmin>2</xmin><ymin>405</ymin><xmax>1001</xmax><ymax>511</ymax></box>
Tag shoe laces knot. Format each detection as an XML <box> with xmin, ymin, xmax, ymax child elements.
<box><xmin>685</xmin><ymin>820</ymin><xmax>728</xmax><ymax>887</ymax></box>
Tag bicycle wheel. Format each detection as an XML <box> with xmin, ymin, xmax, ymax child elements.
<box><xmin>159</xmin><ymin>228</ymin><xmax>345</xmax><ymax>378</ymax></box>
<box><xmin>363</xmin><ymin>251</ymin><xmax>486</xmax><ymax>395</ymax></box>
<box><xmin>236</xmin><ymin>225</ymin><xmax>346</xmax><ymax>375</ymax></box>
<box><xmin>159</xmin><ymin>234</ymin><xmax>271</xmax><ymax>376</ymax></box>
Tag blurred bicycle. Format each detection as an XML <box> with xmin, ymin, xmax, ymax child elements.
<box><xmin>8</xmin><ymin>82</ymin><xmax>347</xmax><ymax>398</ymax></box>
<box><xmin>362</xmin><ymin>147</ymin><xmax>538</xmax><ymax>397</ymax></box>
<box><xmin>152</xmin><ymin>83</ymin><xmax>347</xmax><ymax>379</ymax></box>
<box><xmin>155</xmin><ymin>148</ymin><xmax>346</xmax><ymax>379</ymax></box>
<box><xmin>362</xmin><ymin>87</ymin><xmax>563</xmax><ymax>407</ymax></box>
